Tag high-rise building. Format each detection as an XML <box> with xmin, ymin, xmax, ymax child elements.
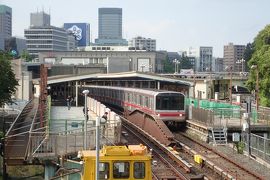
<box><xmin>25</xmin><ymin>11</ymin><xmax>76</xmax><ymax>59</ymax></box>
<box><xmin>30</xmin><ymin>11</ymin><xmax>50</xmax><ymax>27</ymax></box>
<box><xmin>0</xmin><ymin>5</ymin><xmax>12</xmax><ymax>50</ymax></box>
<box><xmin>215</xmin><ymin>58</ymin><xmax>223</xmax><ymax>72</ymax></box>
<box><xmin>5</xmin><ymin>37</ymin><xmax>27</xmax><ymax>56</ymax></box>
<box><xmin>64</xmin><ymin>23</ymin><xmax>90</xmax><ymax>47</ymax></box>
<box><xmin>25</xmin><ymin>26</ymin><xmax>76</xmax><ymax>58</ymax></box>
<box><xmin>223</xmin><ymin>43</ymin><xmax>246</xmax><ymax>72</ymax></box>
<box><xmin>129</xmin><ymin>36</ymin><xmax>156</xmax><ymax>51</ymax></box>
<box><xmin>199</xmin><ymin>46</ymin><xmax>213</xmax><ymax>72</ymax></box>
<box><xmin>95</xmin><ymin>8</ymin><xmax>127</xmax><ymax>45</ymax></box>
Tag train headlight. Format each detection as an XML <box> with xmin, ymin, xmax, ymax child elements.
<box><xmin>157</xmin><ymin>114</ymin><xmax>160</xmax><ymax>116</ymax></box>
<box><xmin>179</xmin><ymin>114</ymin><xmax>182</xmax><ymax>117</ymax></box>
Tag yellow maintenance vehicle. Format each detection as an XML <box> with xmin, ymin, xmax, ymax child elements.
<box><xmin>79</xmin><ymin>144</ymin><xmax>152</xmax><ymax>180</ymax></box>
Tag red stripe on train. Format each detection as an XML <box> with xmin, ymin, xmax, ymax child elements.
<box><xmin>159</xmin><ymin>113</ymin><xmax>185</xmax><ymax>117</ymax></box>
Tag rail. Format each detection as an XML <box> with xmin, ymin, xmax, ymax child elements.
<box><xmin>5</xmin><ymin>99</ymin><xmax>32</xmax><ymax>136</ymax></box>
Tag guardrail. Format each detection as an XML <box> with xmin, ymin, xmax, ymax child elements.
<box><xmin>242</xmin><ymin>133</ymin><xmax>270</xmax><ymax>164</ymax></box>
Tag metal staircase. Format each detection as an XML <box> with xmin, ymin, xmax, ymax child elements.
<box><xmin>210</xmin><ymin>127</ymin><xmax>227</xmax><ymax>145</ymax></box>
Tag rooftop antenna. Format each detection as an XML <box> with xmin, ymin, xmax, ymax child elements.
<box><xmin>37</xmin><ymin>7</ymin><xmax>39</xmax><ymax>13</ymax></box>
<box><xmin>42</xmin><ymin>6</ymin><xmax>44</xmax><ymax>12</ymax></box>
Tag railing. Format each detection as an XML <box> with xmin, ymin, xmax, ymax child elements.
<box><xmin>28</xmin><ymin>120</ymin><xmax>120</xmax><ymax>159</ymax></box>
<box><xmin>191</xmin><ymin>107</ymin><xmax>261</xmax><ymax>128</ymax></box>
<box><xmin>242</xmin><ymin>133</ymin><xmax>270</xmax><ymax>164</ymax></box>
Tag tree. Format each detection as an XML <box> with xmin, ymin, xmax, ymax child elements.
<box><xmin>20</xmin><ymin>50</ymin><xmax>33</xmax><ymax>62</ymax></box>
<box><xmin>180</xmin><ymin>56</ymin><xmax>193</xmax><ymax>69</ymax></box>
<box><xmin>0</xmin><ymin>51</ymin><xmax>18</xmax><ymax>107</ymax></box>
<box><xmin>246</xmin><ymin>25</ymin><xmax>270</xmax><ymax>107</ymax></box>
<box><xmin>163</xmin><ymin>55</ymin><xmax>174</xmax><ymax>73</ymax></box>
<box><xmin>243</xmin><ymin>42</ymin><xmax>254</xmax><ymax>71</ymax></box>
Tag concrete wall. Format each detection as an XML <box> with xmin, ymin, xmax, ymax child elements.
<box><xmin>39</xmin><ymin>51</ymin><xmax>164</xmax><ymax>73</ymax></box>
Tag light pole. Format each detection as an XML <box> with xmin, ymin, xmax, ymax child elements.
<box><xmin>236</xmin><ymin>58</ymin><xmax>245</xmax><ymax>73</ymax></box>
<box><xmin>95</xmin><ymin>116</ymin><xmax>106</xmax><ymax>180</ymax></box>
<box><xmin>251</xmin><ymin>65</ymin><xmax>259</xmax><ymax>111</ymax></box>
<box><xmin>173</xmin><ymin>59</ymin><xmax>179</xmax><ymax>74</ymax></box>
<box><xmin>82</xmin><ymin>89</ymin><xmax>89</xmax><ymax>150</ymax></box>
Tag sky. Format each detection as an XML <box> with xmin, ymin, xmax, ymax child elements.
<box><xmin>1</xmin><ymin>0</ymin><xmax>270</xmax><ymax>57</ymax></box>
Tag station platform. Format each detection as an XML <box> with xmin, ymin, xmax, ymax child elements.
<box><xmin>43</xmin><ymin>98</ymin><xmax>121</xmax><ymax>156</ymax></box>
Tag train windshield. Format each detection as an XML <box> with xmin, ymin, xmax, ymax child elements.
<box><xmin>156</xmin><ymin>93</ymin><xmax>184</xmax><ymax>110</ymax></box>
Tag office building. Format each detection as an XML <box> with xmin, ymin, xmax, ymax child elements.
<box><xmin>30</xmin><ymin>11</ymin><xmax>50</xmax><ymax>27</ymax></box>
<box><xmin>64</xmin><ymin>23</ymin><xmax>90</xmax><ymax>47</ymax></box>
<box><xmin>199</xmin><ymin>46</ymin><xmax>213</xmax><ymax>72</ymax></box>
<box><xmin>25</xmin><ymin>26</ymin><xmax>76</xmax><ymax>58</ymax></box>
<box><xmin>129</xmin><ymin>36</ymin><xmax>156</xmax><ymax>51</ymax></box>
<box><xmin>223</xmin><ymin>43</ymin><xmax>246</xmax><ymax>72</ymax></box>
<box><xmin>215</xmin><ymin>57</ymin><xmax>223</xmax><ymax>72</ymax></box>
<box><xmin>0</xmin><ymin>5</ymin><xmax>12</xmax><ymax>49</ymax></box>
<box><xmin>5</xmin><ymin>37</ymin><xmax>27</xmax><ymax>56</ymax></box>
<box><xmin>95</xmin><ymin>8</ymin><xmax>127</xmax><ymax>45</ymax></box>
<box><xmin>25</xmin><ymin>11</ymin><xmax>77</xmax><ymax>58</ymax></box>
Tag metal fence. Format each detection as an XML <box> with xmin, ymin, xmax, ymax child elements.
<box><xmin>28</xmin><ymin>120</ymin><xmax>121</xmax><ymax>160</ymax></box>
<box><xmin>191</xmin><ymin>106</ymin><xmax>265</xmax><ymax>128</ymax></box>
<box><xmin>242</xmin><ymin>133</ymin><xmax>270</xmax><ymax>164</ymax></box>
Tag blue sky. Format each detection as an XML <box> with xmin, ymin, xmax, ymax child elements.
<box><xmin>1</xmin><ymin>0</ymin><xmax>270</xmax><ymax>56</ymax></box>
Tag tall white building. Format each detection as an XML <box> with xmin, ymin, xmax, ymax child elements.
<box><xmin>129</xmin><ymin>36</ymin><xmax>156</xmax><ymax>51</ymax></box>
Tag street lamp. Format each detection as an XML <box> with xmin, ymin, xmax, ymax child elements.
<box><xmin>82</xmin><ymin>89</ymin><xmax>89</xmax><ymax>150</ymax></box>
<box><xmin>173</xmin><ymin>59</ymin><xmax>180</xmax><ymax>74</ymax></box>
<box><xmin>251</xmin><ymin>65</ymin><xmax>259</xmax><ymax>111</ymax></box>
<box><xmin>225</xmin><ymin>66</ymin><xmax>233</xmax><ymax>104</ymax></box>
<box><xmin>236</xmin><ymin>58</ymin><xmax>245</xmax><ymax>73</ymax></box>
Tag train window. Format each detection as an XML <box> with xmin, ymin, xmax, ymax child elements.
<box><xmin>134</xmin><ymin>162</ymin><xmax>145</xmax><ymax>179</ymax></box>
<box><xmin>150</xmin><ymin>98</ymin><xmax>153</xmax><ymax>110</ymax></box>
<box><xmin>99</xmin><ymin>162</ymin><xmax>110</xmax><ymax>179</ymax></box>
<box><xmin>139</xmin><ymin>95</ymin><xmax>142</xmax><ymax>105</ymax></box>
<box><xmin>128</xmin><ymin>93</ymin><xmax>131</xmax><ymax>102</ymax></box>
<box><xmin>113</xmin><ymin>162</ymin><xmax>130</xmax><ymax>178</ymax></box>
<box><xmin>145</xmin><ymin>97</ymin><xmax>149</xmax><ymax>107</ymax></box>
<box><xmin>156</xmin><ymin>93</ymin><xmax>185</xmax><ymax>110</ymax></box>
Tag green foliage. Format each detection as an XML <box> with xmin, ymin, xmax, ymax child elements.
<box><xmin>181</xmin><ymin>56</ymin><xmax>193</xmax><ymax>69</ymax></box>
<box><xmin>163</xmin><ymin>55</ymin><xmax>174</xmax><ymax>73</ymax></box>
<box><xmin>20</xmin><ymin>50</ymin><xmax>33</xmax><ymax>62</ymax></box>
<box><xmin>236</xmin><ymin>141</ymin><xmax>245</xmax><ymax>154</ymax></box>
<box><xmin>0</xmin><ymin>51</ymin><xmax>18</xmax><ymax>107</ymax></box>
<box><xmin>243</xmin><ymin>42</ymin><xmax>254</xmax><ymax>71</ymax></box>
<box><xmin>247</xmin><ymin>25</ymin><xmax>270</xmax><ymax>107</ymax></box>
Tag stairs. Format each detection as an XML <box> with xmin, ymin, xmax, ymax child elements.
<box><xmin>210</xmin><ymin>127</ymin><xmax>227</xmax><ymax>145</ymax></box>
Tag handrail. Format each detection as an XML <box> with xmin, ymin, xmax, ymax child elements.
<box><xmin>5</xmin><ymin>99</ymin><xmax>32</xmax><ymax>136</ymax></box>
<box><xmin>26</xmin><ymin>104</ymin><xmax>39</xmax><ymax>159</ymax></box>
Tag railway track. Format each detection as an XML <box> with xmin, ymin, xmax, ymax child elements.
<box><xmin>174</xmin><ymin>132</ymin><xmax>264</xmax><ymax>180</ymax></box>
<box><xmin>122</xmin><ymin>121</ymin><xmax>191</xmax><ymax>179</ymax></box>
<box><xmin>106</xmin><ymin>104</ymin><xmax>264</xmax><ymax>179</ymax></box>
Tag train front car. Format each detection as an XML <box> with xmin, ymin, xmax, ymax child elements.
<box><xmin>154</xmin><ymin>92</ymin><xmax>185</xmax><ymax>126</ymax></box>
